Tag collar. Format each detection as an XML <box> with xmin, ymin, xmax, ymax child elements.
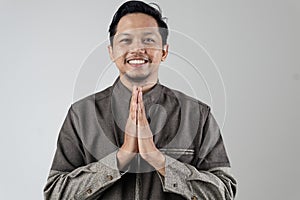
<box><xmin>111</xmin><ymin>76</ymin><xmax>163</xmax><ymax>106</ymax></box>
<box><xmin>110</xmin><ymin>77</ymin><xmax>163</xmax><ymax>132</ymax></box>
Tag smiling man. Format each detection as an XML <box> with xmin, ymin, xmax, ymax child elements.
<box><xmin>109</xmin><ymin>12</ymin><xmax>168</xmax><ymax>90</ymax></box>
<box><xmin>44</xmin><ymin>1</ymin><xmax>237</xmax><ymax>199</ymax></box>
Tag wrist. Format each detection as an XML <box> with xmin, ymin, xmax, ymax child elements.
<box><xmin>116</xmin><ymin>148</ymin><xmax>137</xmax><ymax>170</ymax></box>
<box><xmin>141</xmin><ymin>150</ymin><xmax>165</xmax><ymax>171</ymax></box>
<box><xmin>122</xmin><ymin>136</ymin><xmax>138</xmax><ymax>153</ymax></box>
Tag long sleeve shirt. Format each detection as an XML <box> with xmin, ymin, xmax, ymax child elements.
<box><xmin>44</xmin><ymin>77</ymin><xmax>237</xmax><ymax>199</ymax></box>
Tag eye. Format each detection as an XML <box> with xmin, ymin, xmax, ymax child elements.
<box><xmin>119</xmin><ymin>38</ymin><xmax>131</xmax><ymax>44</ymax></box>
<box><xmin>143</xmin><ymin>38</ymin><xmax>155</xmax><ymax>44</ymax></box>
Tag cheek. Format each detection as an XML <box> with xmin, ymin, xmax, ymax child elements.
<box><xmin>112</xmin><ymin>49</ymin><xmax>126</xmax><ymax>68</ymax></box>
<box><xmin>148</xmin><ymin>49</ymin><xmax>163</xmax><ymax>62</ymax></box>
<box><xmin>113</xmin><ymin>46</ymin><xmax>128</xmax><ymax>60</ymax></box>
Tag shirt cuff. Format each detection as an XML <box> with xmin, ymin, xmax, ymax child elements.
<box><xmin>91</xmin><ymin>151</ymin><xmax>123</xmax><ymax>184</ymax></box>
<box><xmin>75</xmin><ymin>151</ymin><xmax>122</xmax><ymax>199</ymax></box>
<box><xmin>158</xmin><ymin>155</ymin><xmax>194</xmax><ymax>197</ymax></box>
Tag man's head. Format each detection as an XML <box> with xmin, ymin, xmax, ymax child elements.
<box><xmin>108</xmin><ymin>1</ymin><xmax>169</xmax><ymax>88</ymax></box>
<box><xmin>109</xmin><ymin>1</ymin><xmax>168</xmax><ymax>46</ymax></box>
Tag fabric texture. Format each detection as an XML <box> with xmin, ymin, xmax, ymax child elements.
<box><xmin>44</xmin><ymin>77</ymin><xmax>237</xmax><ymax>199</ymax></box>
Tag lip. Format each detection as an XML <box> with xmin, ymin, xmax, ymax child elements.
<box><xmin>125</xmin><ymin>57</ymin><xmax>150</xmax><ymax>68</ymax></box>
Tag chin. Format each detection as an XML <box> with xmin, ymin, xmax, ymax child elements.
<box><xmin>125</xmin><ymin>73</ymin><xmax>150</xmax><ymax>83</ymax></box>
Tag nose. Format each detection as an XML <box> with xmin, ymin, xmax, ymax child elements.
<box><xmin>129</xmin><ymin>40</ymin><xmax>146</xmax><ymax>53</ymax></box>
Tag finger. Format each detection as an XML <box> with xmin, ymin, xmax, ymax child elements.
<box><xmin>136</xmin><ymin>90</ymin><xmax>152</xmax><ymax>139</ymax></box>
<box><xmin>130</xmin><ymin>103</ymin><xmax>137</xmax><ymax>120</ymax></box>
<box><xmin>130</xmin><ymin>86</ymin><xmax>138</xmax><ymax>106</ymax></box>
<box><xmin>133</xmin><ymin>86</ymin><xmax>138</xmax><ymax>102</ymax></box>
<box><xmin>137</xmin><ymin>87</ymin><xmax>143</xmax><ymax>104</ymax></box>
<box><xmin>137</xmin><ymin>89</ymin><xmax>146</xmax><ymax>123</ymax></box>
<box><xmin>137</xmin><ymin>102</ymin><xmax>143</xmax><ymax>122</ymax></box>
<box><xmin>130</xmin><ymin>86</ymin><xmax>138</xmax><ymax>120</ymax></box>
<box><xmin>126</xmin><ymin>86</ymin><xmax>138</xmax><ymax>136</ymax></box>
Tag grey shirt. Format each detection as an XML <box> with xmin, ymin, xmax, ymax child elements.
<box><xmin>44</xmin><ymin>78</ymin><xmax>237</xmax><ymax>199</ymax></box>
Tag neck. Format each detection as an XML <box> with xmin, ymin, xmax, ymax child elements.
<box><xmin>119</xmin><ymin>75</ymin><xmax>157</xmax><ymax>93</ymax></box>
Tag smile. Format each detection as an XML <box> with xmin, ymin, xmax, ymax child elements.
<box><xmin>126</xmin><ymin>58</ymin><xmax>149</xmax><ymax>65</ymax></box>
<box><xmin>127</xmin><ymin>59</ymin><xmax>148</xmax><ymax>64</ymax></box>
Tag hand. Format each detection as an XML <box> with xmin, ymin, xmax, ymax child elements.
<box><xmin>116</xmin><ymin>86</ymin><xmax>166</xmax><ymax>175</ymax></box>
<box><xmin>116</xmin><ymin>86</ymin><xmax>139</xmax><ymax>170</ymax></box>
<box><xmin>136</xmin><ymin>87</ymin><xmax>166</xmax><ymax>175</ymax></box>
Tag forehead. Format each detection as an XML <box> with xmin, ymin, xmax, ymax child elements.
<box><xmin>116</xmin><ymin>13</ymin><xmax>159</xmax><ymax>34</ymax></box>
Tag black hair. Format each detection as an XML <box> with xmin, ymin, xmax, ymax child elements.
<box><xmin>108</xmin><ymin>1</ymin><xmax>168</xmax><ymax>46</ymax></box>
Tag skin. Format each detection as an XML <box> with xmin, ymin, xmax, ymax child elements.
<box><xmin>108</xmin><ymin>13</ymin><xmax>168</xmax><ymax>175</ymax></box>
<box><xmin>108</xmin><ymin>13</ymin><xmax>168</xmax><ymax>92</ymax></box>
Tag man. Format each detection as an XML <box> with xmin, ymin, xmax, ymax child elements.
<box><xmin>44</xmin><ymin>1</ymin><xmax>237</xmax><ymax>199</ymax></box>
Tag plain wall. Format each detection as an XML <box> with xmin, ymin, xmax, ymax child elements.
<box><xmin>0</xmin><ymin>0</ymin><xmax>299</xmax><ymax>199</ymax></box>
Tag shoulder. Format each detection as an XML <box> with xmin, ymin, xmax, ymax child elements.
<box><xmin>161</xmin><ymin>84</ymin><xmax>211</xmax><ymax>114</ymax></box>
<box><xmin>70</xmin><ymin>86</ymin><xmax>113</xmax><ymax>112</ymax></box>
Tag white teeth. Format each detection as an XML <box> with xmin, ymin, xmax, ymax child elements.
<box><xmin>128</xmin><ymin>59</ymin><xmax>146</xmax><ymax>64</ymax></box>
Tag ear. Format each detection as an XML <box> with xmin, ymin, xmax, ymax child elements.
<box><xmin>108</xmin><ymin>45</ymin><xmax>115</xmax><ymax>62</ymax></box>
<box><xmin>161</xmin><ymin>44</ymin><xmax>169</xmax><ymax>61</ymax></box>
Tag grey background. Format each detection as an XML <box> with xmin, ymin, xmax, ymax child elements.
<box><xmin>0</xmin><ymin>0</ymin><xmax>299</xmax><ymax>199</ymax></box>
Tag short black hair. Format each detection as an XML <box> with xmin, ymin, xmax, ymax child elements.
<box><xmin>109</xmin><ymin>1</ymin><xmax>168</xmax><ymax>46</ymax></box>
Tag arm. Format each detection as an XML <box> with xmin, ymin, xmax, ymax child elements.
<box><xmin>43</xmin><ymin>107</ymin><xmax>124</xmax><ymax>200</ymax></box>
<box><xmin>136</xmin><ymin>89</ymin><xmax>237</xmax><ymax>199</ymax></box>
<box><xmin>159</xmin><ymin>155</ymin><xmax>236</xmax><ymax>200</ymax></box>
<box><xmin>159</xmin><ymin>113</ymin><xmax>237</xmax><ymax>200</ymax></box>
<box><xmin>44</xmin><ymin>87</ymin><xmax>142</xmax><ymax>200</ymax></box>
<box><xmin>44</xmin><ymin>152</ymin><xmax>122</xmax><ymax>200</ymax></box>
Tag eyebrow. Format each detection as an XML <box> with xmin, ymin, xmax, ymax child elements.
<box><xmin>117</xmin><ymin>33</ymin><xmax>131</xmax><ymax>37</ymax></box>
<box><xmin>116</xmin><ymin>31</ymin><xmax>158</xmax><ymax>37</ymax></box>
<box><xmin>142</xmin><ymin>32</ymin><xmax>156</xmax><ymax>36</ymax></box>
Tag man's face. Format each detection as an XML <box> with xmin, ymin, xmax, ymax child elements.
<box><xmin>109</xmin><ymin>13</ymin><xmax>168</xmax><ymax>84</ymax></box>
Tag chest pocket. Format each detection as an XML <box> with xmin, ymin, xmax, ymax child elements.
<box><xmin>159</xmin><ymin>148</ymin><xmax>195</xmax><ymax>164</ymax></box>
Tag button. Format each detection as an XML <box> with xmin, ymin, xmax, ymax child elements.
<box><xmin>191</xmin><ymin>196</ymin><xmax>198</xmax><ymax>200</ymax></box>
<box><xmin>107</xmin><ymin>175</ymin><xmax>113</xmax><ymax>180</ymax></box>
<box><xmin>86</xmin><ymin>189</ymin><xmax>92</xmax><ymax>194</ymax></box>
